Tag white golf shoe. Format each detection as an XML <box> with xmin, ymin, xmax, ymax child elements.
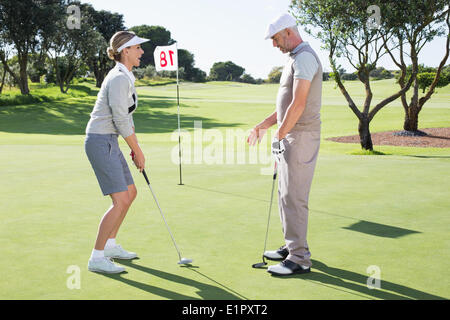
<box><xmin>88</xmin><ymin>257</ymin><xmax>125</xmax><ymax>274</ymax></box>
<box><xmin>267</xmin><ymin>259</ymin><xmax>310</xmax><ymax>276</ymax></box>
<box><xmin>104</xmin><ymin>244</ymin><xmax>138</xmax><ymax>260</ymax></box>
<box><xmin>263</xmin><ymin>245</ymin><xmax>289</xmax><ymax>261</ymax></box>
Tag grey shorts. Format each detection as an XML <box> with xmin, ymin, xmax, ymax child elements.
<box><xmin>85</xmin><ymin>133</ymin><xmax>134</xmax><ymax>196</ymax></box>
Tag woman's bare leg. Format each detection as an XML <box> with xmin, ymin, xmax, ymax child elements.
<box><xmin>108</xmin><ymin>184</ymin><xmax>137</xmax><ymax>240</ymax></box>
<box><xmin>93</xmin><ymin>189</ymin><xmax>132</xmax><ymax>250</ymax></box>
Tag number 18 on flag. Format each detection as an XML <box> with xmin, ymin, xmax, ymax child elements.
<box><xmin>154</xmin><ymin>43</ymin><xmax>178</xmax><ymax>71</ymax></box>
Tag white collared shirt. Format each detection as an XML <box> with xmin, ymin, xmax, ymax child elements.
<box><xmin>116</xmin><ymin>62</ymin><xmax>136</xmax><ymax>85</ymax></box>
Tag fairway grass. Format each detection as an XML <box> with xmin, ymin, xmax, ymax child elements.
<box><xmin>0</xmin><ymin>79</ymin><xmax>448</xmax><ymax>300</ymax></box>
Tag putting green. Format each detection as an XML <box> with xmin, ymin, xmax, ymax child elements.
<box><xmin>0</xmin><ymin>79</ymin><xmax>448</xmax><ymax>299</ymax></box>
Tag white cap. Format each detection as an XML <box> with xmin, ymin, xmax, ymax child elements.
<box><xmin>265</xmin><ymin>13</ymin><xmax>297</xmax><ymax>40</ymax></box>
<box><xmin>117</xmin><ymin>35</ymin><xmax>150</xmax><ymax>53</ymax></box>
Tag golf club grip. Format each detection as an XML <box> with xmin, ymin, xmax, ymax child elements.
<box><xmin>142</xmin><ymin>169</ymin><xmax>150</xmax><ymax>185</ymax></box>
<box><xmin>273</xmin><ymin>162</ymin><xmax>278</xmax><ymax>180</ymax></box>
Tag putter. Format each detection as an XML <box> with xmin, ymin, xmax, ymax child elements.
<box><xmin>142</xmin><ymin>169</ymin><xmax>193</xmax><ymax>265</ymax></box>
<box><xmin>252</xmin><ymin>161</ymin><xmax>278</xmax><ymax>269</ymax></box>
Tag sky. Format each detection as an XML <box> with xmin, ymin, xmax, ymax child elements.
<box><xmin>86</xmin><ymin>0</ymin><xmax>449</xmax><ymax>79</ymax></box>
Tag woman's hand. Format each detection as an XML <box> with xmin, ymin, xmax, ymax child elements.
<box><xmin>124</xmin><ymin>133</ymin><xmax>145</xmax><ymax>172</ymax></box>
<box><xmin>131</xmin><ymin>149</ymin><xmax>145</xmax><ymax>172</ymax></box>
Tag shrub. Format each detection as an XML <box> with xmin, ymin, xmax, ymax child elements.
<box><xmin>341</xmin><ymin>73</ymin><xmax>358</xmax><ymax>80</ymax></box>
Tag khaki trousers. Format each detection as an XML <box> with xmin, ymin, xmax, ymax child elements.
<box><xmin>277</xmin><ymin>129</ymin><xmax>320</xmax><ymax>267</ymax></box>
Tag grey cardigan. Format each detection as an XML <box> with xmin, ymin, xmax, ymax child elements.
<box><xmin>86</xmin><ymin>64</ymin><xmax>137</xmax><ymax>138</ymax></box>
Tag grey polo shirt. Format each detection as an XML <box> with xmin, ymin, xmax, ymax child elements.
<box><xmin>276</xmin><ymin>41</ymin><xmax>322</xmax><ymax>131</ymax></box>
<box><xmin>86</xmin><ymin>63</ymin><xmax>137</xmax><ymax>138</ymax></box>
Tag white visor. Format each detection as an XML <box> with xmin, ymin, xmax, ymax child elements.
<box><xmin>117</xmin><ymin>35</ymin><xmax>150</xmax><ymax>53</ymax></box>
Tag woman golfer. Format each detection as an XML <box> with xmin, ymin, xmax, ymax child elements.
<box><xmin>85</xmin><ymin>31</ymin><xmax>149</xmax><ymax>274</ymax></box>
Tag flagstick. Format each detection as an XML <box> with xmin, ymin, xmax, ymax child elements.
<box><xmin>176</xmin><ymin>43</ymin><xmax>183</xmax><ymax>186</ymax></box>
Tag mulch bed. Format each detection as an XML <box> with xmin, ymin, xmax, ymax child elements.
<box><xmin>327</xmin><ymin>127</ymin><xmax>450</xmax><ymax>148</ymax></box>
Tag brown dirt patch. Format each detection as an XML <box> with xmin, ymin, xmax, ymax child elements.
<box><xmin>327</xmin><ymin>127</ymin><xmax>450</xmax><ymax>148</ymax></box>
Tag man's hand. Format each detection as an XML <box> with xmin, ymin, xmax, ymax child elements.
<box><xmin>247</xmin><ymin>125</ymin><xmax>268</xmax><ymax>146</ymax></box>
<box><xmin>248</xmin><ymin>111</ymin><xmax>277</xmax><ymax>146</ymax></box>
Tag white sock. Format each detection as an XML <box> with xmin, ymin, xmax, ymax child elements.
<box><xmin>90</xmin><ymin>249</ymin><xmax>104</xmax><ymax>260</ymax></box>
<box><xmin>105</xmin><ymin>238</ymin><xmax>117</xmax><ymax>249</ymax></box>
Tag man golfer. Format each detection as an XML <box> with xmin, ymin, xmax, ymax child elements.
<box><xmin>248</xmin><ymin>13</ymin><xmax>322</xmax><ymax>276</ymax></box>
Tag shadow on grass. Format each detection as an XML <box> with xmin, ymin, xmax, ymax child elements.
<box><xmin>102</xmin><ymin>259</ymin><xmax>245</xmax><ymax>300</ymax></box>
<box><xmin>0</xmin><ymin>97</ymin><xmax>242</xmax><ymax>135</ymax></box>
<box><xmin>404</xmin><ymin>155</ymin><xmax>450</xmax><ymax>159</ymax></box>
<box><xmin>343</xmin><ymin>220</ymin><xmax>421</xmax><ymax>238</ymax></box>
<box><xmin>348</xmin><ymin>149</ymin><xmax>389</xmax><ymax>155</ymax></box>
<box><xmin>348</xmin><ymin>150</ymin><xmax>450</xmax><ymax>159</ymax></box>
<box><xmin>181</xmin><ymin>266</ymin><xmax>249</xmax><ymax>300</ymax></box>
<box><xmin>181</xmin><ymin>187</ymin><xmax>417</xmax><ymax>237</ymax></box>
<box><xmin>273</xmin><ymin>260</ymin><xmax>445</xmax><ymax>300</ymax></box>
<box><xmin>101</xmin><ymin>271</ymin><xmax>199</xmax><ymax>300</ymax></box>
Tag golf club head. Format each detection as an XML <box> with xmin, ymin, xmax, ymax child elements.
<box><xmin>252</xmin><ymin>255</ymin><xmax>268</xmax><ymax>269</ymax></box>
<box><xmin>252</xmin><ymin>262</ymin><xmax>267</xmax><ymax>269</ymax></box>
<box><xmin>178</xmin><ymin>258</ymin><xmax>193</xmax><ymax>265</ymax></box>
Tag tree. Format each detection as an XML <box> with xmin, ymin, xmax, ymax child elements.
<box><xmin>177</xmin><ymin>48</ymin><xmax>206</xmax><ymax>82</ymax></box>
<box><xmin>240</xmin><ymin>73</ymin><xmax>257</xmax><ymax>84</ymax></box>
<box><xmin>441</xmin><ymin>64</ymin><xmax>450</xmax><ymax>83</ymax></box>
<box><xmin>0</xmin><ymin>30</ymin><xmax>11</xmax><ymax>94</ymax></box>
<box><xmin>341</xmin><ymin>72</ymin><xmax>358</xmax><ymax>80</ymax></box>
<box><xmin>47</xmin><ymin>2</ymin><xmax>104</xmax><ymax>93</ymax></box>
<box><xmin>209</xmin><ymin>61</ymin><xmax>245</xmax><ymax>81</ymax></box>
<box><xmin>395</xmin><ymin>64</ymin><xmax>435</xmax><ymax>83</ymax></box>
<box><xmin>291</xmin><ymin>0</ymin><xmax>416</xmax><ymax>150</ymax></box>
<box><xmin>417</xmin><ymin>71</ymin><xmax>450</xmax><ymax>92</ymax></box>
<box><xmin>0</xmin><ymin>54</ymin><xmax>19</xmax><ymax>90</ymax></box>
<box><xmin>85</xmin><ymin>7</ymin><xmax>125</xmax><ymax>88</ymax></box>
<box><xmin>129</xmin><ymin>25</ymin><xmax>175</xmax><ymax>67</ymax></box>
<box><xmin>267</xmin><ymin>66</ymin><xmax>283</xmax><ymax>83</ymax></box>
<box><xmin>0</xmin><ymin>63</ymin><xmax>6</xmax><ymax>94</ymax></box>
<box><xmin>189</xmin><ymin>67</ymin><xmax>207</xmax><ymax>82</ymax></box>
<box><xmin>381</xmin><ymin>0</ymin><xmax>449</xmax><ymax>133</ymax></box>
<box><xmin>28</xmin><ymin>53</ymin><xmax>48</xmax><ymax>83</ymax></box>
<box><xmin>0</xmin><ymin>0</ymin><xmax>63</xmax><ymax>94</ymax></box>
<box><xmin>370</xmin><ymin>67</ymin><xmax>393</xmax><ymax>80</ymax></box>
<box><xmin>45</xmin><ymin>56</ymin><xmax>89</xmax><ymax>85</ymax></box>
